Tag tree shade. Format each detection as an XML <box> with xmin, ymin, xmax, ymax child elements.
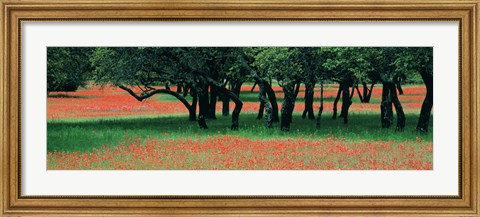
<box><xmin>47</xmin><ymin>47</ymin><xmax>433</xmax><ymax>132</ymax></box>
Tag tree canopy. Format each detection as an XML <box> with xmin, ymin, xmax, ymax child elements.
<box><xmin>48</xmin><ymin>46</ymin><xmax>433</xmax><ymax>132</ymax></box>
<box><xmin>47</xmin><ymin>47</ymin><xmax>93</xmax><ymax>92</ymax></box>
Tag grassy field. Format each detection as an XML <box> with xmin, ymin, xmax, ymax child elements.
<box><xmin>48</xmin><ymin>113</ymin><xmax>432</xmax><ymax>153</ymax></box>
<box><xmin>47</xmin><ymin>84</ymin><xmax>433</xmax><ymax>170</ymax></box>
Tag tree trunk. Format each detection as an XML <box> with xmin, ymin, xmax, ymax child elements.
<box><xmin>388</xmin><ymin>82</ymin><xmax>405</xmax><ymax>131</ymax></box>
<box><xmin>222</xmin><ymin>95</ymin><xmax>230</xmax><ymax>116</ymax></box>
<box><xmin>416</xmin><ymin>73</ymin><xmax>433</xmax><ymax>133</ymax></box>
<box><xmin>294</xmin><ymin>82</ymin><xmax>301</xmax><ymax>100</ymax></box>
<box><xmin>340</xmin><ymin>83</ymin><xmax>352</xmax><ymax>124</ymax></box>
<box><xmin>302</xmin><ymin>83</ymin><xmax>315</xmax><ymax>120</ymax></box>
<box><xmin>365</xmin><ymin>83</ymin><xmax>375</xmax><ymax>103</ymax></box>
<box><xmin>182</xmin><ymin>83</ymin><xmax>191</xmax><ymax>97</ymax></box>
<box><xmin>232</xmin><ymin>81</ymin><xmax>242</xmax><ymax>98</ymax></box>
<box><xmin>362</xmin><ymin>82</ymin><xmax>369</xmax><ymax>103</ymax></box>
<box><xmin>396</xmin><ymin>77</ymin><xmax>404</xmax><ymax>95</ymax></box>
<box><xmin>250</xmin><ymin>82</ymin><xmax>257</xmax><ymax>92</ymax></box>
<box><xmin>287</xmin><ymin>82</ymin><xmax>301</xmax><ymax>125</ymax></box>
<box><xmin>355</xmin><ymin>83</ymin><xmax>364</xmax><ymax>103</ymax></box>
<box><xmin>380</xmin><ymin>83</ymin><xmax>393</xmax><ymax>128</ymax></box>
<box><xmin>349</xmin><ymin>81</ymin><xmax>356</xmax><ymax>98</ymax></box>
<box><xmin>396</xmin><ymin>82</ymin><xmax>404</xmax><ymax>95</ymax></box>
<box><xmin>280</xmin><ymin>83</ymin><xmax>295</xmax><ymax>131</ymax></box>
<box><xmin>265</xmin><ymin>84</ymin><xmax>279</xmax><ymax>122</ymax></box>
<box><xmin>197</xmin><ymin>83</ymin><xmax>209</xmax><ymax>129</ymax></box>
<box><xmin>189</xmin><ymin>88</ymin><xmax>197</xmax><ymax>121</ymax></box>
<box><xmin>207</xmin><ymin>77</ymin><xmax>243</xmax><ymax>130</ymax></box>
<box><xmin>257</xmin><ymin>81</ymin><xmax>272</xmax><ymax>128</ymax></box>
<box><xmin>332</xmin><ymin>83</ymin><xmax>343</xmax><ymax>119</ymax></box>
<box><xmin>316</xmin><ymin>83</ymin><xmax>324</xmax><ymax>128</ymax></box>
<box><xmin>339</xmin><ymin>81</ymin><xmax>356</xmax><ymax>119</ymax></box>
<box><xmin>257</xmin><ymin>101</ymin><xmax>265</xmax><ymax>119</ymax></box>
<box><xmin>176</xmin><ymin>84</ymin><xmax>183</xmax><ymax>93</ymax></box>
<box><xmin>207</xmin><ymin>85</ymin><xmax>217</xmax><ymax>120</ymax></box>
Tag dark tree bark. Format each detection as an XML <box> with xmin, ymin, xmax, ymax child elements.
<box><xmin>280</xmin><ymin>83</ymin><xmax>295</xmax><ymax>131</ymax></box>
<box><xmin>189</xmin><ymin>88</ymin><xmax>197</xmax><ymax>121</ymax></box>
<box><xmin>257</xmin><ymin>101</ymin><xmax>265</xmax><ymax>119</ymax></box>
<box><xmin>221</xmin><ymin>95</ymin><xmax>230</xmax><ymax>116</ymax></box>
<box><xmin>232</xmin><ymin>80</ymin><xmax>242</xmax><ymax>97</ymax></box>
<box><xmin>316</xmin><ymin>83</ymin><xmax>324</xmax><ymax>128</ymax></box>
<box><xmin>207</xmin><ymin>77</ymin><xmax>243</xmax><ymax>130</ymax></box>
<box><xmin>340</xmin><ymin>82</ymin><xmax>352</xmax><ymax>124</ymax></box>
<box><xmin>207</xmin><ymin>85</ymin><xmax>217</xmax><ymax>120</ymax></box>
<box><xmin>396</xmin><ymin>82</ymin><xmax>404</xmax><ymax>95</ymax></box>
<box><xmin>265</xmin><ymin>84</ymin><xmax>280</xmax><ymax>122</ymax></box>
<box><xmin>257</xmin><ymin>81</ymin><xmax>273</xmax><ymax>128</ymax></box>
<box><xmin>219</xmin><ymin>79</ymin><xmax>242</xmax><ymax>122</ymax></box>
<box><xmin>380</xmin><ymin>82</ymin><xmax>405</xmax><ymax>130</ymax></box>
<box><xmin>338</xmin><ymin>80</ymin><xmax>356</xmax><ymax>119</ymax></box>
<box><xmin>176</xmin><ymin>84</ymin><xmax>183</xmax><ymax>93</ymax></box>
<box><xmin>359</xmin><ymin>82</ymin><xmax>376</xmax><ymax>103</ymax></box>
<box><xmin>332</xmin><ymin>83</ymin><xmax>343</xmax><ymax>119</ymax></box>
<box><xmin>388</xmin><ymin>82</ymin><xmax>405</xmax><ymax>131</ymax></box>
<box><xmin>250</xmin><ymin>82</ymin><xmax>257</xmax><ymax>92</ymax></box>
<box><xmin>286</xmin><ymin>82</ymin><xmax>301</xmax><ymax>125</ymax></box>
<box><xmin>251</xmin><ymin>72</ymin><xmax>273</xmax><ymax>127</ymax></box>
<box><xmin>355</xmin><ymin>83</ymin><xmax>364</xmax><ymax>103</ymax></box>
<box><xmin>182</xmin><ymin>83</ymin><xmax>191</xmax><ymax>97</ymax></box>
<box><xmin>293</xmin><ymin>82</ymin><xmax>301</xmax><ymax>100</ymax></box>
<box><xmin>396</xmin><ymin>77</ymin><xmax>404</xmax><ymax>95</ymax></box>
<box><xmin>365</xmin><ymin>83</ymin><xmax>375</xmax><ymax>103</ymax></box>
<box><xmin>416</xmin><ymin>72</ymin><xmax>433</xmax><ymax>133</ymax></box>
<box><xmin>197</xmin><ymin>83</ymin><xmax>209</xmax><ymax>129</ymax></box>
<box><xmin>349</xmin><ymin>81</ymin><xmax>356</xmax><ymax>98</ymax></box>
<box><xmin>362</xmin><ymin>82</ymin><xmax>369</xmax><ymax>102</ymax></box>
<box><xmin>302</xmin><ymin>82</ymin><xmax>316</xmax><ymax>120</ymax></box>
<box><xmin>380</xmin><ymin>83</ymin><xmax>393</xmax><ymax>128</ymax></box>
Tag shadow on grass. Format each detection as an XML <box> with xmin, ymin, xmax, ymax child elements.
<box><xmin>48</xmin><ymin>112</ymin><xmax>433</xmax><ymax>153</ymax></box>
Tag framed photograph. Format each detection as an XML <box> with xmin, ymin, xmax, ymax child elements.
<box><xmin>1</xmin><ymin>0</ymin><xmax>478</xmax><ymax>216</ymax></box>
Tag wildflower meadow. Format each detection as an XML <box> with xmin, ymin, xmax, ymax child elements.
<box><xmin>47</xmin><ymin>47</ymin><xmax>433</xmax><ymax>170</ymax></box>
<box><xmin>47</xmin><ymin>84</ymin><xmax>433</xmax><ymax>170</ymax></box>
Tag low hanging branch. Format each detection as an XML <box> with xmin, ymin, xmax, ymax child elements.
<box><xmin>118</xmin><ymin>85</ymin><xmax>195</xmax><ymax>120</ymax></box>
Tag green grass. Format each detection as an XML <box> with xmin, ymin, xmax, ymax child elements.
<box><xmin>47</xmin><ymin>112</ymin><xmax>432</xmax><ymax>153</ymax></box>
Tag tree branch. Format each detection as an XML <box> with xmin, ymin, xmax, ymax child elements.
<box><xmin>118</xmin><ymin>85</ymin><xmax>192</xmax><ymax>110</ymax></box>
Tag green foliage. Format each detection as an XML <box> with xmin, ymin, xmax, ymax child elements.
<box><xmin>252</xmin><ymin>48</ymin><xmax>304</xmax><ymax>86</ymax></box>
<box><xmin>47</xmin><ymin>47</ymin><xmax>93</xmax><ymax>92</ymax></box>
<box><xmin>87</xmin><ymin>47</ymin><xmax>432</xmax><ymax>89</ymax></box>
<box><xmin>321</xmin><ymin>47</ymin><xmax>374</xmax><ymax>82</ymax></box>
<box><xmin>394</xmin><ymin>47</ymin><xmax>433</xmax><ymax>83</ymax></box>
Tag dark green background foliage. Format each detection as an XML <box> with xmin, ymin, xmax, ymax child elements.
<box><xmin>47</xmin><ymin>47</ymin><xmax>93</xmax><ymax>92</ymax></box>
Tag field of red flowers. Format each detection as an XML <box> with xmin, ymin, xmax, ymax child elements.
<box><xmin>48</xmin><ymin>84</ymin><xmax>426</xmax><ymax>119</ymax></box>
<box><xmin>47</xmin><ymin>84</ymin><xmax>432</xmax><ymax>170</ymax></box>
<box><xmin>48</xmin><ymin>134</ymin><xmax>432</xmax><ymax>170</ymax></box>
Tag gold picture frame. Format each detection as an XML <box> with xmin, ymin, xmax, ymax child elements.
<box><xmin>1</xmin><ymin>0</ymin><xmax>478</xmax><ymax>216</ymax></box>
